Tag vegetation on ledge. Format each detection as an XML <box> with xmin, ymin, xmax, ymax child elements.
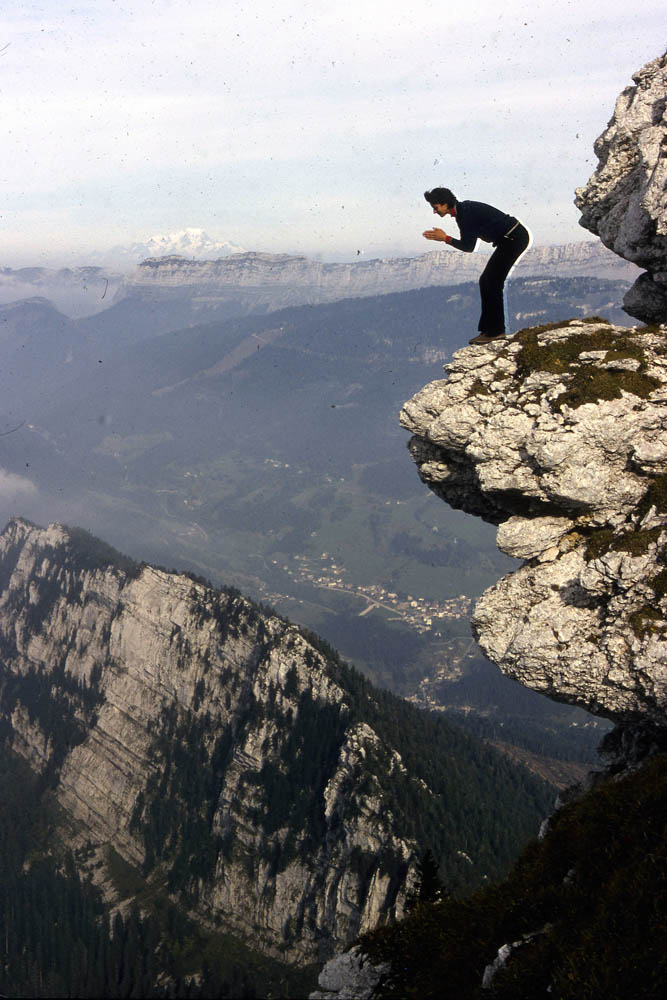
<box><xmin>512</xmin><ymin>322</ymin><xmax>662</xmax><ymax>412</ymax></box>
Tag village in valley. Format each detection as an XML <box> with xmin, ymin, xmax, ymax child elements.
<box><xmin>265</xmin><ymin>551</ymin><xmax>472</xmax><ymax>634</ymax></box>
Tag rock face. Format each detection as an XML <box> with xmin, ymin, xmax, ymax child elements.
<box><xmin>0</xmin><ymin>519</ymin><xmax>548</xmax><ymax>969</ymax></box>
<box><xmin>575</xmin><ymin>52</ymin><xmax>667</xmax><ymax>323</ymax></box>
<box><xmin>0</xmin><ymin>519</ymin><xmax>416</xmax><ymax>964</ymax></box>
<box><xmin>400</xmin><ymin>320</ymin><xmax>667</xmax><ymax>726</ymax></box>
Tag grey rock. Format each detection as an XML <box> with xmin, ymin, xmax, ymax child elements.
<box><xmin>400</xmin><ymin>322</ymin><xmax>667</xmax><ymax>723</ymax></box>
<box><xmin>496</xmin><ymin>516</ymin><xmax>572</xmax><ymax>560</ymax></box>
<box><xmin>575</xmin><ymin>52</ymin><xmax>667</xmax><ymax>323</ymax></box>
<box><xmin>309</xmin><ymin>946</ymin><xmax>388</xmax><ymax>999</ymax></box>
<box><xmin>481</xmin><ymin>942</ymin><xmax>514</xmax><ymax>990</ymax></box>
<box><xmin>481</xmin><ymin>925</ymin><xmax>554</xmax><ymax>991</ymax></box>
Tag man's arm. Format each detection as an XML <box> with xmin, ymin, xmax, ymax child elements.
<box><xmin>447</xmin><ymin>233</ymin><xmax>477</xmax><ymax>252</ymax></box>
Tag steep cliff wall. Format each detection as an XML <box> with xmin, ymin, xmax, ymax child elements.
<box><xmin>576</xmin><ymin>52</ymin><xmax>667</xmax><ymax>323</ymax></box>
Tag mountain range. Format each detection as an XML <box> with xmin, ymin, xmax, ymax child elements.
<box><xmin>1</xmin><ymin>240</ymin><xmax>639</xmax><ymax>321</ymax></box>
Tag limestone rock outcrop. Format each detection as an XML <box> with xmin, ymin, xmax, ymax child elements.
<box><xmin>400</xmin><ymin>321</ymin><xmax>667</xmax><ymax>727</ymax></box>
<box><xmin>575</xmin><ymin>52</ymin><xmax>667</xmax><ymax>323</ymax></box>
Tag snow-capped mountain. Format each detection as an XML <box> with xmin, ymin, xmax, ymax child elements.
<box><xmin>137</xmin><ymin>228</ymin><xmax>245</xmax><ymax>258</ymax></box>
<box><xmin>94</xmin><ymin>229</ymin><xmax>245</xmax><ymax>270</ymax></box>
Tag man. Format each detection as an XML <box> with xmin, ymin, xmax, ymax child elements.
<box><xmin>423</xmin><ymin>187</ymin><xmax>530</xmax><ymax>345</ymax></box>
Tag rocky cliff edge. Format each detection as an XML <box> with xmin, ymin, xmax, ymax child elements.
<box><xmin>400</xmin><ymin>319</ymin><xmax>667</xmax><ymax>738</ymax></box>
<box><xmin>311</xmin><ymin>54</ymin><xmax>667</xmax><ymax>1000</ymax></box>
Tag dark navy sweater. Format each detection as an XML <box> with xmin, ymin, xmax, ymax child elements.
<box><xmin>448</xmin><ymin>200</ymin><xmax>518</xmax><ymax>252</ymax></box>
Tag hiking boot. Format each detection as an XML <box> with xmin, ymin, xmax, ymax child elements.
<box><xmin>468</xmin><ymin>332</ymin><xmax>506</xmax><ymax>345</ymax></box>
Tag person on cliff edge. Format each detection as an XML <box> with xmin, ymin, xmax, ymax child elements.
<box><xmin>423</xmin><ymin>188</ymin><xmax>531</xmax><ymax>345</ymax></box>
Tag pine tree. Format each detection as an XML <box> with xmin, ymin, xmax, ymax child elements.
<box><xmin>406</xmin><ymin>849</ymin><xmax>447</xmax><ymax>909</ymax></box>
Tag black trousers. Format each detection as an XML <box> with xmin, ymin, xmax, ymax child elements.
<box><xmin>478</xmin><ymin>223</ymin><xmax>530</xmax><ymax>334</ymax></box>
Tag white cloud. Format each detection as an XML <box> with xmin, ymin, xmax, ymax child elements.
<box><xmin>0</xmin><ymin>467</ymin><xmax>38</xmax><ymax>500</ymax></box>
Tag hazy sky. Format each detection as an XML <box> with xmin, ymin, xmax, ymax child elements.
<box><xmin>2</xmin><ymin>1</ymin><xmax>665</xmax><ymax>263</ymax></box>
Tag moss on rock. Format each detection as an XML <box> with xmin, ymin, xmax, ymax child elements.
<box><xmin>510</xmin><ymin>324</ymin><xmax>662</xmax><ymax>412</ymax></box>
<box><xmin>639</xmin><ymin>474</ymin><xmax>667</xmax><ymax>517</ymax></box>
<box><xmin>584</xmin><ymin>526</ymin><xmax>662</xmax><ymax>562</ymax></box>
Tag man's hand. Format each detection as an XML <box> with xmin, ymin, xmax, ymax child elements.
<box><xmin>423</xmin><ymin>228</ymin><xmax>451</xmax><ymax>243</ymax></box>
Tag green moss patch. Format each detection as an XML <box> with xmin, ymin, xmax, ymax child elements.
<box><xmin>511</xmin><ymin>324</ymin><xmax>663</xmax><ymax>412</ymax></box>
<box><xmin>553</xmin><ymin>367</ymin><xmax>660</xmax><ymax>412</ymax></box>
<box><xmin>637</xmin><ymin>323</ymin><xmax>667</xmax><ymax>335</ymax></box>
<box><xmin>615</xmin><ymin>526</ymin><xmax>663</xmax><ymax>555</ymax></box>
<box><xmin>639</xmin><ymin>474</ymin><xmax>667</xmax><ymax>517</ymax></box>
<box><xmin>585</xmin><ymin>526</ymin><xmax>663</xmax><ymax>561</ymax></box>
<box><xmin>629</xmin><ymin>604</ymin><xmax>665</xmax><ymax>638</ymax></box>
<box><xmin>515</xmin><ymin>327</ymin><xmax>646</xmax><ymax>377</ymax></box>
<box><xmin>469</xmin><ymin>378</ymin><xmax>492</xmax><ymax>397</ymax></box>
<box><xmin>648</xmin><ymin>565</ymin><xmax>667</xmax><ymax>602</ymax></box>
<box><xmin>584</xmin><ymin>528</ymin><xmax>618</xmax><ymax>561</ymax></box>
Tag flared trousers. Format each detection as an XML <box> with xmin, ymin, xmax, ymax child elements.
<box><xmin>478</xmin><ymin>223</ymin><xmax>530</xmax><ymax>335</ymax></box>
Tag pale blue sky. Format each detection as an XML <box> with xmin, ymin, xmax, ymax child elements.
<box><xmin>2</xmin><ymin>0</ymin><xmax>665</xmax><ymax>263</ymax></box>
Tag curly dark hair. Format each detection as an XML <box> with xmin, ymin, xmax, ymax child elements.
<box><xmin>424</xmin><ymin>187</ymin><xmax>457</xmax><ymax>207</ymax></box>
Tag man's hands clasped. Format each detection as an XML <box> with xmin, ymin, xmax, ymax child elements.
<box><xmin>422</xmin><ymin>227</ymin><xmax>452</xmax><ymax>243</ymax></box>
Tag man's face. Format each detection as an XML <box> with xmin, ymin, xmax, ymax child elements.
<box><xmin>431</xmin><ymin>203</ymin><xmax>450</xmax><ymax>217</ymax></box>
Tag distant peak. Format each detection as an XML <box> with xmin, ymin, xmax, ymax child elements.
<box><xmin>86</xmin><ymin>231</ymin><xmax>247</xmax><ymax>271</ymax></box>
<box><xmin>134</xmin><ymin>229</ymin><xmax>245</xmax><ymax>259</ymax></box>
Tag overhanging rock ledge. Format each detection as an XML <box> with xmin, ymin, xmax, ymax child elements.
<box><xmin>400</xmin><ymin>321</ymin><xmax>667</xmax><ymax>729</ymax></box>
